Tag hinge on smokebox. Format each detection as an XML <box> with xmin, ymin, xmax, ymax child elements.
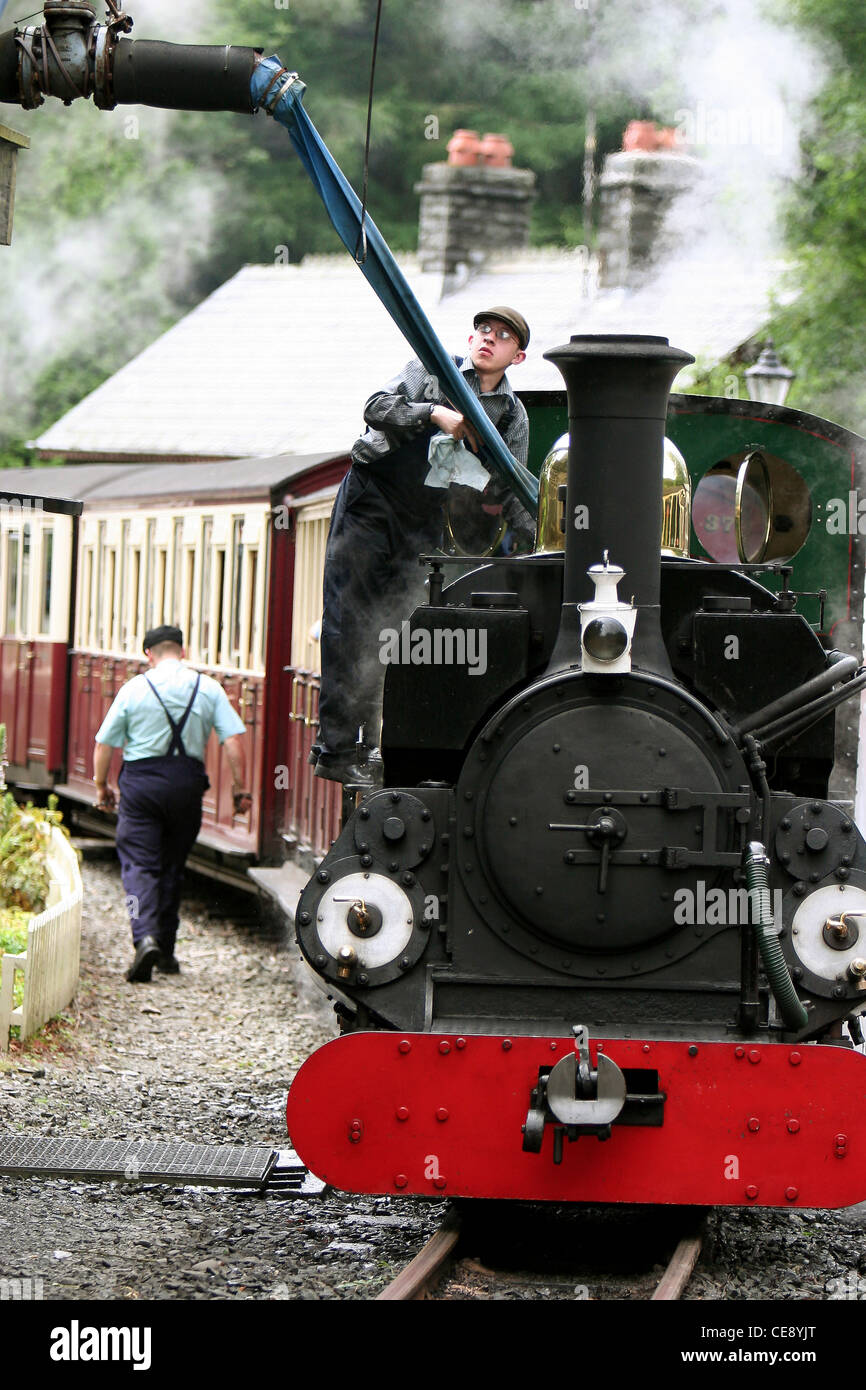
<box><xmin>521</xmin><ymin>1026</ymin><xmax>666</xmax><ymax>1163</ymax></box>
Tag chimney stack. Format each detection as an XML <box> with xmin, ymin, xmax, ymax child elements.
<box><xmin>543</xmin><ymin>333</ymin><xmax>694</xmax><ymax>676</ymax></box>
<box><xmin>415</xmin><ymin>132</ymin><xmax>535</xmax><ymax>276</ymax></box>
<box><xmin>597</xmin><ymin>124</ymin><xmax>702</xmax><ymax>290</ymax></box>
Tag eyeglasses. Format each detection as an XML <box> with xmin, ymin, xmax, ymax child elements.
<box><xmin>474</xmin><ymin>323</ymin><xmax>517</xmax><ymax>343</ymax></box>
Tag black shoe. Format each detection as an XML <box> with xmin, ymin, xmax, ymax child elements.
<box><xmin>155</xmin><ymin>953</ymin><xmax>180</xmax><ymax>975</ymax></box>
<box><xmin>314</xmin><ymin>755</ymin><xmax>381</xmax><ymax>790</ymax></box>
<box><xmin>126</xmin><ymin>936</ymin><xmax>161</xmax><ymax>983</ymax></box>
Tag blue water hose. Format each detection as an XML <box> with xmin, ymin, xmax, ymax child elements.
<box><xmin>250</xmin><ymin>58</ymin><xmax>538</xmax><ymax>516</ymax></box>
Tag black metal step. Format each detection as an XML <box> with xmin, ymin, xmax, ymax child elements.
<box><xmin>268</xmin><ymin>1150</ymin><xmax>328</xmax><ymax>1197</ymax></box>
<box><xmin>0</xmin><ymin>1136</ymin><xmax>323</xmax><ymax>1194</ymax></box>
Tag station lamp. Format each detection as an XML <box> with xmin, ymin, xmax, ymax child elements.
<box><xmin>745</xmin><ymin>339</ymin><xmax>795</xmax><ymax>407</ymax></box>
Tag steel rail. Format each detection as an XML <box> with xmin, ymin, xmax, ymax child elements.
<box><xmin>651</xmin><ymin>1217</ymin><xmax>707</xmax><ymax>1301</ymax></box>
<box><xmin>376</xmin><ymin>1208</ymin><xmax>463</xmax><ymax>1300</ymax></box>
<box><xmin>377</xmin><ymin>1205</ymin><xmax>705</xmax><ymax>1302</ymax></box>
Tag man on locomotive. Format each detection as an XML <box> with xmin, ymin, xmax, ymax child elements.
<box><xmin>313</xmin><ymin>307</ymin><xmax>533</xmax><ymax>788</ymax></box>
<box><xmin>92</xmin><ymin>625</ymin><xmax>253</xmax><ymax>982</ymax></box>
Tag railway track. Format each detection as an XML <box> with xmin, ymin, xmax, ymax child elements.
<box><xmin>377</xmin><ymin>1204</ymin><xmax>707</xmax><ymax>1302</ymax></box>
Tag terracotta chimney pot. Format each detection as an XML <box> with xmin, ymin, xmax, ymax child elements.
<box><xmin>655</xmin><ymin>126</ymin><xmax>684</xmax><ymax>151</ymax></box>
<box><xmin>447</xmin><ymin>129</ymin><xmax>481</xmax><ymax>166</ymax></box>
<box><xmin>622</xmin><ymin>120</ymin><xmax>659</xmax><ymax>152</ymax></box>
<box><xmin>478</xmin><ymin>133</ymin><xmax>514</xmax><ymax>167</ymax></box>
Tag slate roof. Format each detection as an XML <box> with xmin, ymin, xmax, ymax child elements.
<box><xmin>35</xmin><ymin>245</ymin><xmax>783</xmax><ymax>460</ymax></box>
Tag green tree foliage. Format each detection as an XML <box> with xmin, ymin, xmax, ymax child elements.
<box><xmin>768</xmin><ymin>0</ymin><xmax>866</xmax><ymax>429</ymax></box>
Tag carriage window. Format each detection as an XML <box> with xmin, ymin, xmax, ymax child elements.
<box><xmin>130</xmin><ymin>550</ymin><xmax>141</xmax><ymax>646</ymax></box>
<box><xmin>5</xmin><ymin>532</ymin><xmax>19</xmax><ymax>634</ymax></box>
<box><xmin>143</xmin><ymin>520</ymin><xmax>156</xmax><ymax>631</ymax></box>
<box><xmin>119</xmin><ymin>520</ymin><xmax>130</xmax><ymax>648</ymax></box>
<box><xmin>185</xmin><ymin>549</ymin><xmax>195</xmax><ymax>651</ymax></box>
<box><xmin>79</xmin><ymin>548</ymin><xmax>92</xmax><ymax>647</ymax></box>
<box><xmin>259</xmin><ymin>524</ymin><xmax>270</xmax><ymax>669</ymax></box>
<box><xmin>214</xmin><ymin>548</ymin><xmax>226</xmax><ymax>666</ymax></box>
<box><xmin>172</xmin><ymin>519</ymin><xmax>183</xmax><ymax>623</ymax></box>
<box><xmin>291</xmin><ymin>505</ymin><xmax>331</xmax><ymax>673</ymax></box>
<box><xmin>247</xmin><ymin>549</ymin><xmax>259</xmax><ymax>670</ymax></box>
<box><xmin>155</xmin><ymin>548</ymin><xmax>167</xmax><ymax>627</ymax></box>
<box><xmin>199</xmin><ymin>518</ymin><xmax>213</xmax><ymax>660</ymax></box>
<box><xmin>94</xmin><ymin>521</ymin><xmax>106</xmax><ymax>648</ymax></box>
<box><xmin>40</xmin><ymin>529</ymin><xmax>54</xmax><ymax>635</ymax></box>
<box><xmin>230</xmin><ymin>518</ymin><xmax>244</xmax><ymax>665</ymax></box>
<box><xmin>106</xmin><ymin>549</ymin><xmax>117</xmax><ymax>649</ymax></box>
<box><xmin>20</xmin><ymin>524</ymin><xmax>30</xmax><ymax>634</ymax></box>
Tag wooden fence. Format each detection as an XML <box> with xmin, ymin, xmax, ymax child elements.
<box><xmin>0</xmin><ymin>827</ymin><xmax>83</xmax><ymax>1051</ymax></box>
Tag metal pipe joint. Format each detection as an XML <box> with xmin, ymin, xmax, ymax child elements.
<box><xmin>1</xmin><ymin>3</ymin><xmax>259</xmax><ymax>113</ymax></box>
<box><xmin>16</xmin><ymin>1</ymin><xmax>107</xmax><ymax>108</ymax></box>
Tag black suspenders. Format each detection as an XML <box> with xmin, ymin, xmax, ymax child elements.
<box><xmin>144</xmin><ymin>673</ymin><xmax>202</xmax><ymax>758</ymax></box>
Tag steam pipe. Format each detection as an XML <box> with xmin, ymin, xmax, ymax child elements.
<box><xmin>0</xmin><ymin>25</ymin><xmax>258</xmax><ymax>111</ymax></box>
<box><xmin>0</xmin><ymin>28</ymin><xmax>16</xmax><ymax>100</ymax></box>
<box><xmin>748</xmin><ymin>668</ymin><xmax>866</xmax><ymax>748</ymax></box>
<box><xmin>732</xmin><ymin>652</ymin><xmax>859</xmax><ymax>740</ymax></box>
<box><xmin>111</xmin><ymin>40</ymin><xmax>258</xmax><ymax>112</ymax></box>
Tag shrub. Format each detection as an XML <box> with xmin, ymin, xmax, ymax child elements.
<box><xmin>0</xmin><ymin>794</ymin><xmax>68</xmax><ymax>914</ymax></box>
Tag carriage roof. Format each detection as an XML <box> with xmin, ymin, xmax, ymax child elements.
<box><xmin>0</xmin><ymin>452</ymin><xmax>345</xmax><ymax>509</ymax></box>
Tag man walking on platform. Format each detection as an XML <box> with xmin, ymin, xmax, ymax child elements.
<box><xmin>93</xmin><ymin>625</ymin><xmax>252</xmax><ymax>982</ymax></box>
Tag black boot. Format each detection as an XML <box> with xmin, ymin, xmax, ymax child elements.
<box><xmin>126</xmin><ymin>936</ymin><xmax>161</xmax><ymax>983</ymax></box>
<box><xmin>313</xmin><ymin>754</ymin><xmax>381</xmax><ymax>790</ymax></box>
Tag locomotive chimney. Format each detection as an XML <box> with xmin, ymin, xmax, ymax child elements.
<box><xmin>543</xmin><ymin>334</ymin><xmax>693</xmax><ymax>674</ymax></box>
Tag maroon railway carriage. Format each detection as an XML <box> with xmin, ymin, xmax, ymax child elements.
<box><xmin>0</xmin><ymin>453</ymin><xmax>350</xmax><ymax>874</ymax></box>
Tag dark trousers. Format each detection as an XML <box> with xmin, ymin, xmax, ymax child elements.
<box><xmin>115</xmin><ymin>754</ymin><xmax>209</xmax><ymax>952</ymax></box>
<box><xmin>318</xmin><ymin>467</ymin><xmax>444</xmax><ymax>756</ymax></box>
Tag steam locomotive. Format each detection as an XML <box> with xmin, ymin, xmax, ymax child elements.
<box><xmin>287</xmin><ymin>334</ymin><xmax>866</xmax><ymax>1209</ymax></box>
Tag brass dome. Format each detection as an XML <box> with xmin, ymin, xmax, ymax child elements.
<box><xmin>534</xmin><ymin>433</ymin><xmax>692</xmax><ymax>559</ymax></box>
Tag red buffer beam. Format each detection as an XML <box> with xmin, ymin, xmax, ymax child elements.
<box><xmin>287</xmin><ymin>1032</ymin><xmax>866</xmax><ymax>1209</ymax></box>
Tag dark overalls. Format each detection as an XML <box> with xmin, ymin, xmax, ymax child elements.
<box><xmin>317</xmin><ymin>404</ymin><xmax>517</xmax><ymax>758</ymax></box>
<box><xmin>115</xmin><ymin>675</ymin><xmax>210</xmax><ymax>954</ymax></box>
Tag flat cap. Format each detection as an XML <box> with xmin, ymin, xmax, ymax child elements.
<box><xmin>143</xmin><ymin>624</ymin><xmax>183</xmax><ymax>652</ymax></box>
<box><xmin>474</xmin><ymin>305</ymin><xmax>530</xmax><ymax>350</ymax></box>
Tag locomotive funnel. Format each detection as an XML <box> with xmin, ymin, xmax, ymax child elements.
<box><xmin>543</xmin><ymin>333</ymin><xmax>693</xmax><ymax>673</ymax></box>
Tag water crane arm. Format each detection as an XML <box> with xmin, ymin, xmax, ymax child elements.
<box><xmin>0</xmin><ymin>6</ymin><xmax>538</xmax><ymax>514</ymax></box>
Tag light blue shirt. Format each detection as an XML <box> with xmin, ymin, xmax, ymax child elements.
<box><xmin>95</xmin><ymin>659</ymin><xmax>245</xmax><ymax>761</ymax></box>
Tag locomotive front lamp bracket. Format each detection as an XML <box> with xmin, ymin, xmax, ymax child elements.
<box><xmin>522</xmin><ymin>1026</ymin><xmax>665</xmax><ymax>1162</ymax></box>
<box><xmin>578</xmin><ymin>552</ymin><xmax>636</xmax><ymax>674</ymax></box>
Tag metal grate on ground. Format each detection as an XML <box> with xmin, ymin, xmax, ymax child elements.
<box><xmin>0</xmin><ymin>1136</ymin><xmax>277</xmax><ymax>1188</ymax></box>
